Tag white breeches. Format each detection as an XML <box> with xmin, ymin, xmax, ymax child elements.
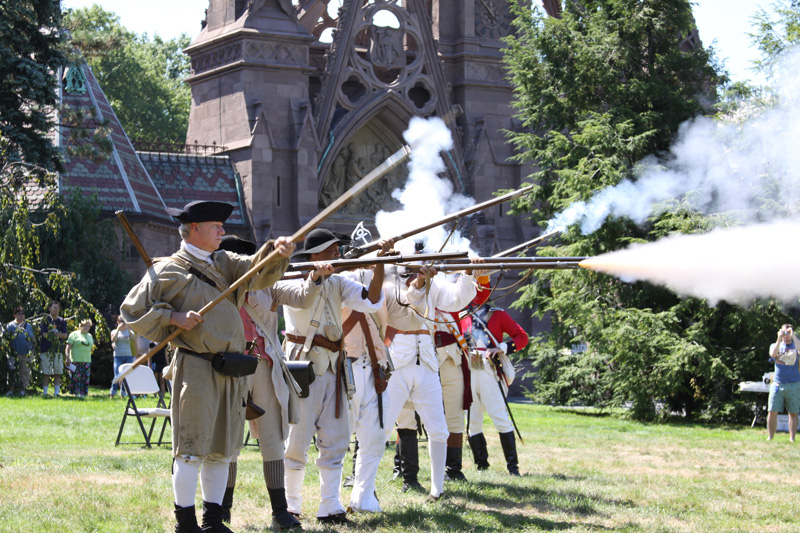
<box><xmin>383</xmin><ymin>364</ymin><xmax>448</xmax><ymax>443</ymax></box>
<box><xmin>439</xmin><ymin>356</ymin><xmax>466</xmax><ymax>434</ymax></box>
<box><xmin>383</xmin><ymin>363</ymin><xmax>448</xmax><ymax>498</ymax></box>
<box><xmin>469</xmin><ymin>367</ymin><xmax>513</xmax><ymax>435</ymax></box>
<box><xmin>284</xmin><ymin>371</ymin><xmax>350</xmax><ymax>517</ymax></box>
<box><xmin>348</xmin><ymin>356</ymin><xmax>387</xmax><ymax>512</ymax></box>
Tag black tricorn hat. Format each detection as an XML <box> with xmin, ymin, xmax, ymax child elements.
<box><xmin>218</xmin><ymin>235</ymin><xmax>257</xmax><ymax>255</ymax></box>
<box><xmin>292</xmin><ymin>228</ymin><xmax>351</xmax><ymax>259</ymax></box>
<box><xmin>166</xmin><ymin>201</ymin><xmax>234</xmax><ymax>224</ymax></box>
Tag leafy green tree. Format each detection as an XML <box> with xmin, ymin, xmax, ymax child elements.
<box><xmin>750</xmin><ymin>0</ymin><xmax>800</xmax><ymax>77</ymax></box>
<box><xmin>503</xmin><ymin>0</ymin><xmax>794</xmax><ymax>421</ymax></box>
<box><xmin>64</xmin><ymin>5</ymin><xmax>192</xmax><ymax>144</ymax></box>
<box><xmin>0</xmin><ymin>0</ymin><xmax>70</xmax><ymax>170</ymax></box>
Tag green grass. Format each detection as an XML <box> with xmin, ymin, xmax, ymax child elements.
<box><xmin>1</xmin><ymin>390</ymin><xmax>799</xmax><ymax>532</ymax></box>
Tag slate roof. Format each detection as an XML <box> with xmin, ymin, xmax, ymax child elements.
<box><xmin>139</xmin><ymin>151</ymin><xmax>246</xmax><ymax>226</ymax></box>
<box><xmin>55</xmin><ymin>60</ymin><xmax>246</xmax><ymax>227</ymax></box>
<box><xmin>57</xmin><ymin>63</ymin><xmax>169</xmax><ymax>220</ymax></box>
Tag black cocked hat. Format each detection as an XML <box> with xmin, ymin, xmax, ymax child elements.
<box><xmin>166</xmin><ymin>201</ymin><xmax>234</xmax><ymax>224</ymax></box>
<box><xmin>218</xmin><ymin>235</ymin><xmax>257</xmax><ymax>255</ymax></box>
<box><xmin>292</xmin><ymin>228</ymin><xmax>351</xmax><ymax>259</ymax></box>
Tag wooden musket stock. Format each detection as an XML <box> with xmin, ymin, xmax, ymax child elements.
<box><xmin>116</xmin><ymin>211</ymin><xmax>153</xmax><ymax>269</ymax></box>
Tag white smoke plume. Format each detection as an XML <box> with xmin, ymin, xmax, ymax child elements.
<box><xmin>375</xmin><ymin>116</ymin><xmax>475</xmax><ymax>255</ymax></box>
<box><xmin>581</xmin><ymin>220</ymin><xmax>800</xmax><ymax>305</ymax></box>
<box><xmin>547</xmin><ymin>47</ymin><xmax>800</xmax><ymax>235</ymax></box>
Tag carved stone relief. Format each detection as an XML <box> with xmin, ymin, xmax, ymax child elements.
<box><xmin>369</xmin><ymin>26</ymin><xmax>405</xmax><ymax>69</ymax></box>
<box><xmin>319</xmin><ymin>133</ymin><xmax>408</xmax><ymax>217</ymax></box>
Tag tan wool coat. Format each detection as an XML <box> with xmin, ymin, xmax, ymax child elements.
<box><xmin>120</xmin><ymin>245</ymin><xmax>288</xmax><ymax>458</ymax></box>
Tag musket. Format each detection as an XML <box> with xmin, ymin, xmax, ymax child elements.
<box><xmin>287</xmin><ymin>251</ymin><xmax>469</xmax><ymax>272</ymax></box>
<box><xmin>344</xmin><ymin>185</ymin><xmax>535</xmax><ymax>258</ymax></box>
<box><xmin>116</xmin><ymin>210</ymin><xmax>153</xmax><ymax>269</ymax></box>
<box><xmin>416</xmin><ymin>261</ymin><xmax>583</xmax><ymax>271</ymax></box>
<box><xmin>445</xmin><ymin>256</ymin><xmax>587</xmax><ymax>264</ymax></box>
<box><xmin>493</xmin><ymin>230</ymin><xmax>560</xmax><ymax>258</ymax></box>
<box><xmin>114</xmin><ymin>109</ymin><xmax>463</xmax><ymax>385</ymax></box>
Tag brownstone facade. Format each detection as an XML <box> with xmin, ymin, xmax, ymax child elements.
<box><xmin>180</xmin><ymin>0</ymin><xmax>546</xmax><ymax>332</ymax></box>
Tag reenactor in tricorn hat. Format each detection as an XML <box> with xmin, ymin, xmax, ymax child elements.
<box><xmin>121</xmin><ymin>201</ymin><xmax>294</xmax><ymax>532</ymax></box>
<box><xmin>281</xmin><ymin>228</ymin><xmax>391</xmax><ymax>526</ymax></box>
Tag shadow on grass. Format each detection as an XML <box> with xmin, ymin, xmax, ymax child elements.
<box><xmin>451</xmin><ymin>476</ymin><xmax>635</xmax><ymax>513</ymax></box>
<box><xmin>550</xmin><ymin>405</ymin><xmax>758</xmax><ymax>434</ymax></box>
<box><xmin>350</xmin><ymin>495</ymin><xmax>623</xmax><ymax>532</ymax></box>
<box><xmin>337</xmin><ymin>476</ymin><xmax>637</xmax><ymax>532</ymax></box>
<box><xmin>551</xmin><ymin>407</ymin><xmax>615</xmax><ymax>419</ymax></box>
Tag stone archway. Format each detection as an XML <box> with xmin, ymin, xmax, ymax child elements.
<box><xmin>318</xmin><ymin>118</ymin><xmax>408</xmax><ymax>222</ymax></box>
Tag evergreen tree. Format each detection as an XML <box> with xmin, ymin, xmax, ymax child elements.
<box><xmin>504</xmin><ymin>0</ymin><xmax>793</xmax><ymax>420</ymax></box>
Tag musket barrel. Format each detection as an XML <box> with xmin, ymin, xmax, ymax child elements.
<box><xmin>344</xmin><ymin>185</ymin><xmax>534</xmax><ymax>258</ymax></box>
<box><xmin>288</xmin><ymin>251</ymin><xmax>469</xmax><ymax>272</ymax></box>
<box><xmin>423</xmin><ymin>261</ymin><xmax>583</xmax><ymax>271</ymax></box>
<box><xmin>445</xmin><ymin>256</ymin><xmax>587</xmax><ymax>263</ymax></box>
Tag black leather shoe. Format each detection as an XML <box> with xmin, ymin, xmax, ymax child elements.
<box><xmin>272</xmin><ymin>510</ymin><xmax>302</xmax><ymax>530</ymax></box>
<box><xmin>200</xmin><ymin>501</ymin><xmax>233</xmax><ymax>532</ymax></box>
<box><xmin>401</xmin><ymin>480</ymin><xmax>426</xmax><ymax>493</ymax></box>
<box><xmin>174</xmin><ymin>504</ymin><xmax>203</xmax><ymax>533</ymax></box>
<box><xmin>317</xmin><ymin>512</ymin><xmax>350</xmax><ymax>525</ymax></box>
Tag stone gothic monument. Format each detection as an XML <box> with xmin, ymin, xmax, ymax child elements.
<box><xmin>183</xmin><ymin>0</ymin><xmax>539</xmax><ymax>256</ymax></box>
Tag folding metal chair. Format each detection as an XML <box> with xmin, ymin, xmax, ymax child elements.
<box><xmin>114</xmin><ymin>363</ymin><xmax>171</xmax><ymax>448</ymax></box>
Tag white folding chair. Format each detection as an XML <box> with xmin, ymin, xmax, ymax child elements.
<box><xmin>114</xmin><ymin>363</ymin><xmax>171</xmax><ymax>448</ymax></box>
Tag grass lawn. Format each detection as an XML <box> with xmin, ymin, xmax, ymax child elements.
<box><xmin>1</xmin><ymin>389</ymin><xmax>798</xmax><ymax>532</ymax></box>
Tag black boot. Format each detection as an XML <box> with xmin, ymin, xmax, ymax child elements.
<box><xmin>397</xmin><ymin>428</ymin><xmax>424</xmax><ymax>492</ymax></box>
<box><xmin>445</xmin><ymin>446</ymin><xmax>468</xmax><ymax>482</ymax></box>
<box><xmin>445</xmin><ymin>432</ymin><xmax>467</xmax><ymax>482</ymax></box>
<box><xmin>468</xmin><ymin>433</ymin><xmax>490</xmax><ymax>471</ymax></box>
<box><xmin>174</xmin><ymin>504</ymin><xmax>203</xmax><ymax>533</ymax></box>
<box><xmin>268</xmin><ymin>488</ymin><xmax>302</xmax><ymax>530</ymax></box>
<box><xmin>498</xmin><ymin>431</ymin><xmax>521</xmax><ymax>476</ymax></box>
<box><xmin>200</xmin><ymin>501</ymin><xmax>234</xmax><ymax>532</ymax></box>
<box><xmin>221</xmin><ymin>487</ymin><xmax>234</xmax><ymax>524</ymax></box>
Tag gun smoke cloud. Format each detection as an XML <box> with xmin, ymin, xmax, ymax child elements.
<box><xmin>547</xmin><ymin>48</ymin><xmax>800</xmax><ymax>236</ymax></box>
<box><xmin>549</xmin><ymin>47</ymin><xmax>800</xmax><ymax>305</ymax></box>
<box><xmin>375</xmin><ymin>116</ymin><xmax>475</xmax><ymax>254</ymax></box>
<box><xmin>580</xmin><ymin>220</ymin><xmax>800</xmax><ymax>305</ymax></box>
